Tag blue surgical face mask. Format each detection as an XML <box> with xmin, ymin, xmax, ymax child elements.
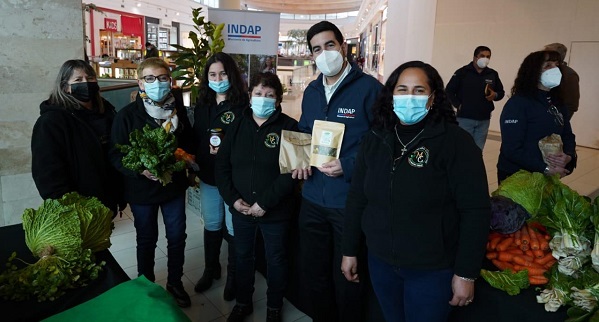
<box><xmin>209</xmin><ymin>79</ymin><xmax>231</xmax><ymax>93</ymax></box>
<box><xmin>144</xmin><ymin>81</ymin><xmax>171</xmax><ymax>102</ymax></box>
<box><xmin>392</xmin><ymin>94</ymin><xmax>431</xmax><ymax>125</ymax></box>
<box><xmin>251</xmin><ymin>96</ymin><xmax>276</xmax><ymax>118</ymax></box>
<box><xmin>540</xmin><ymin>67</ymin><xmax>562</xmax><ymax>89</ymax></box>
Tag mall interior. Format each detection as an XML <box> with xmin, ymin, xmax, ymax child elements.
<box><xmin>0</xmin><ymin>0</ymin><xmax>599</xmax><ymax>321</ymax></box>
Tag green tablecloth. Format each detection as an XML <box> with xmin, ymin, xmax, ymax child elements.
<box><xmin>43</xmin><ymin>276</ymin><xmax>190</xmax><ymax>322</ymax></box>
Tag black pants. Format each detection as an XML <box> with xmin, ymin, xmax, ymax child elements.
<box><xmin>298</xmin><ymin>198</ymin><xmax>371</xmax><ymax>322</ymax></box>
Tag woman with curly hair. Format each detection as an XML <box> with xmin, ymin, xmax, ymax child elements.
<box><xmin>497</xmin><ymin>50</ymin><xmax>576</xmax><ymax>183</ymax></box>
<box><xmin>192</xmin><ymin>52</ymin><xmax>249</xmax><ymax>300</ymax></box>
<box><xmin>341</xmin><ymin>61</ymin><xmax>491</xmax><ymax>322</ymax></box>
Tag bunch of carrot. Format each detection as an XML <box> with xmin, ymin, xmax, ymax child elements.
<box><xmin>486</xmin><ymin>222</ymin><xmax>556</xmax><ymax>285</ymax></box>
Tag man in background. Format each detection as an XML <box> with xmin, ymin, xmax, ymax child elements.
<box><xmin>545</xmin><ymin>43</ymin><xmax>580</xmax><ymax>120</ymax></box>
<box><xmin>144</xmin><ymin>42</ymin><xmax>159</xmax><ymax>59</ymax></box>
<box><xmin>446</xmin><ymin>46</ymin><xmax>505</xmax><ymax>150</ymax></box>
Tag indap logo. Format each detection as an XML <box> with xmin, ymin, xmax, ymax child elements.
<box><xmin>227</xmin><ymin>24</ymin><xmax>262</xmax><ymax>41</ymax></box>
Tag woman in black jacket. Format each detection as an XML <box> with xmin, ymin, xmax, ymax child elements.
<box><xmin>110</xmin><ymin>58</ymin><xmax>194</xmax><ymax>308</ymax></box>
<box><xmin>216</xmin><ymin>73</ymin><xmax>298</xmax><ymax>322</ymax></box>
<box><xmin>192</xmin><ymin>52</ymin><xmax>249</xmax><ymax>299</ymax></box>
<box><xmin>32</xmin><ymin>59</ymin><xmax>124</xmax><ymax>214</ymax></box>
<box><xmin>341</xmin><ymin>61</ymin><xmax>491</xmax><ymax>322</ymax></box>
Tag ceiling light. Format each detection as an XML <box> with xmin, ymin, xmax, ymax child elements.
<box><xmin>137</xmin><ymin>2</ymin><xmax>141</xmax><ymax>7</ymax></box>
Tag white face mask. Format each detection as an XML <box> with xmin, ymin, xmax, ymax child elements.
<box><xmin>540</xmin><ymin>67</ymin><xmax>562</xmax><ymax>89</ymax></box>
<box><xmin>315</xmin><ymin>49</ymin><xmax>344</xmax><ymax>77</ymax></box>
<box><xmin>476</xmin><ymin>57</ymin><xmax>490</xmax><ymax>69</ymax></box>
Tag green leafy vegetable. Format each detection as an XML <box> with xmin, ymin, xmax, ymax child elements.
<box><xmin>116</xmin><ymin>125</ymin><xmax>186</xmax><ymax>186</ymax></box>
<box><xmin>481</xmin><ymin>268</ymin><xmax>530</xmax><ymax>295</ymax></box>
<box><xmin>492</xmin><ymin>170</ymin><xmax>552</xmax><ymax>217</ymax></box>
<box><xmin>0</xmin><ymin>192</ymin><xmax>113</xmax><ymax>302</ymax></box>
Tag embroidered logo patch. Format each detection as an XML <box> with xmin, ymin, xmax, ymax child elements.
<box><xmin>265</xmin><ymin>132</ymin><xmax>279</xmax><ymax>148</ymax></box>
<box><xmin>408</xmin><ymin>147</ymin><xmax>429</xmax><ymax>168</ymax></box>
<box><xmin>221</xmin><ymin>111</ymin><xmax>235</xmax><ymax>124</ymax></box>
<box><xmin>336</xmin><ymin>107</ymin><xmax>356</xmax><ymax>119</ymax></box>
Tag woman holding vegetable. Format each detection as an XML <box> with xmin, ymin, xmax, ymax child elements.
<box><xmin>497</xmin><ymin>50</ymin><xmax>577</xmax><ymax>183</ymax></box>
<box><xmin>341</xmin><ymin>61</ymin><xmax>491</xmax><ymax>322</ymax></box>
<box><xmin>191</xmin><ymin>52</ymin><xmax>248</xmax><ymax>300</ymax></box>
<box><xmin>110</xmin><ymin>57</ymin><xmax>194</xmax><ymax>308</ymax></box>
<box><xmin>215</xmin><ymin>72</ymin><xmax>298</xmax><ymax>322</ymax></box>
<box><xmin>32</xmin><ymin>59</ymin><xmax>124</xmax><ymax>216</ymax></box>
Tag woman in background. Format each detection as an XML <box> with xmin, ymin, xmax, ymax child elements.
<box><xmin>192</xmin><ymin>52</ymin><xmax>249</xmax><ymax>300</ymax></box>
<box><xmin>342</xmin><ymin>61</ymin><xmax>490</xmax><ymax>322</ymax></box>
<box><xmin>32</xmin><ymin>59</ymin><xmax>124</xmax><ymax>215</ymax></box>
<box><xmin>216</xmin><ymin>72</ymin><xmax>298</xmax><ymax>322</ymax></box>
<box><xmin>497</xmin><ymin>50</ymin><xmax>576</xmax><ymax>183</ymax></box>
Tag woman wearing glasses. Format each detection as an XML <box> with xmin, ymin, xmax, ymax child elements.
<box><xmin>110</xmin><ymin>57</ymin><xmax>194</xmax><ymax>308</ymax></box>
<box><xmin>497</xmin><ymin>50</ymin><xmax>577</xmax><ymax>183</ymax></box>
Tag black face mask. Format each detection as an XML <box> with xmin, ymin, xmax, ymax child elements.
<box><xmin>70</xmin><ymin>82</ymin><xmax>100</xmax><ymax>102</ymax></box>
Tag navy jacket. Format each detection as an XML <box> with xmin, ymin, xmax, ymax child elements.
<box><xmin>298</xmin><ymin>63</ymin><xmax>382</xmax><ymax>209</ymax></box>
<box><xmin>215</xmin><ymin>108</ymin><xmax>298</xmax><ymax>222</ymax></box>
<box><xmin>343</xmin><ymin>119</ymin><xmax>491</xmax><ymax>278</ymax></box>
<box><xmin>446</xmin><ymin>62</ymin><xmax>505</xmax><ymax>120</ymax></box>
<box><xmin>497</xmin><ymin>89</ymin><xmax>576</xmax><ymax>176</ymax></box>
<box><xmin>110</xmin><ymin>89</ymin><xmax>194</xmax><ymax>204</ymax></box>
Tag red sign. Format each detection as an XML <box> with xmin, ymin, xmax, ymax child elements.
<box><xmin>104</xmin><ymin>18</ymin><xmax>118</xmax><ymax>31</ymax></box>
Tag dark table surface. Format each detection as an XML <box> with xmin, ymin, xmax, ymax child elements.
<box><xmin>448</xmin><ymin>260</ymin><xmax>569</xmax><ymax>322</ymax></box>
<box><xmin>0</xmin><ymin>223</ymin><xmax>130</xmax><ymax>322</ymax></box>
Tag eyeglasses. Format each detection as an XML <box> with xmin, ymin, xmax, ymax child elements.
<box><xmin>546</xmin><ymin>98</ymin><xmax>564</xmax><ymax>126</ymax></box>
<box><xmin>141</xmin><ymin>74</ymin><xmax>170</xmax><ymax>83</ymax></box>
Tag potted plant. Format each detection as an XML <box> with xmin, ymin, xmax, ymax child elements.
<box><xmin>170</xmin><ymin>7</ymin><xmax>225</xmax><ymax>104</ymax></box>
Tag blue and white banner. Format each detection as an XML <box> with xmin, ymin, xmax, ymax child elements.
<box><xmin>208</xmin><ymin>9</ymin><xmax>280</xmax><ymax>55</ymax></box>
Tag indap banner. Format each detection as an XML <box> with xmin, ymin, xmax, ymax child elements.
<box><xmin>208</xmin><ymin>9</ymin><xmax>280</xmax><ymax>55</ymax></box>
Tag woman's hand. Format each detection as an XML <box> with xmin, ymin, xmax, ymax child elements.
<box><xmin>209</xmin><ymin>146</ymin><xmax>219</xmax><ymax>155</ymax></box>
<box><xmin>141</xmin><ymin>170</ymin><xmax>158</xmax><ymax>181</ymax></box>
<box><xmin>341</xmin><ymin>256</ymin><xmax>360</xmax><ymax>283</ymax></box>
<box><xmin>547</xmin><ymin>165</ymin><xmax>570</xmax><ymax>178</ymax></box>
<box><xmin>234</xmin><ymin>199</ymin><xmax>251</xmax><ymax>215</ymax></box>
<box><xmin>291</xmin><ymin>167</ymin><xmax>313</xmax><ymax>180</ymax></box>
<box><xmin>546</xmin><ymin>152</ymin><xmax>572</xmax><ymax>168</ymax></box>
<box><xmin>248</xmin><ymin>203</ymin><xmax>266</xmax><ymax>217</ymax></box>
<box><xmin>449</xmin><ymin>275</ymin><xmax>475</xmax><ymax>307</ymax></box>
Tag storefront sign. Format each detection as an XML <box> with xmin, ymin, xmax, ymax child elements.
<box><xmin>104</xmin><ymin>18</ymin><xmax>118</xmax><ymax>31</ymax></box>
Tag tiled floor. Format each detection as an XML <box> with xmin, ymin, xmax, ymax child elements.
<box><xmin>110</xmin><ymin>71</ymin><xmax>599</xmax><ymax>321</ymax></box>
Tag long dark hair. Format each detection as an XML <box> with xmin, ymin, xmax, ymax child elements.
<box><xmin>197</xmin><ymin>52</ymin><xmax>247</xmax><ymax>107</ymax></box>
<box><xmin>372</xmin><ymin>61</ymin><xmax>456</xmax><ymax>130</ymax></box>
<box><xmin>512</xmin><ymin>50</ymin><xmax>561</xmax><ymax>98</ymax></box>
<box><xmin>249</xmin><ymin>72</ymin><xmax>284</xmax><ymax>110</ymax></box>
<box><xmin>49</xmin><ymin>59</ymin><xmax>104</xmax><ymax>112</ymax></box>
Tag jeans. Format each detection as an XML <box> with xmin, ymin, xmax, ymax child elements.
<box><xmin>298</xmin><ymin>198</ymin><xmax>366</xmax><ymax>322</ymax></box>
<box><xmin>199</xmin><ymin>181</ymin><xmax>233</xmax><ymax>235</ymax></box>
<box><xmin>457</xmin><ymin>117</ymin><xmax>490</xmax><ymax>150</ymax></box>
<box><xmin>130</xmin><ymin>194</ymin><xmax>187</xmax><ymax>286</ymax></box>
<box><xmin>368</xmin><ymin>253</ymin><xmax>453</xmax><ymax>322</ymax></box>
<box><xmin>233</xmin><ymin>215</ymin><xmax>289</xmax><ymax>309</ymax></box>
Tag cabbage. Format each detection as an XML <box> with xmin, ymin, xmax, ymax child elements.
<box><xmin>492</xmin><ymin>170</ymin><xmax>552</xmax><ymax>217</ymax></box>
<box><xmin>0</xmin><ymin>192</ymin><xmax>113</xmax><ymax>301</ymax></box>
<box><xmin>490</xmin><ymin>195</ymin><xmax>531</xmax><ymax>234</ymax></box>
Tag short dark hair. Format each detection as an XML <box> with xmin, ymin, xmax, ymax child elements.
<box><xmin>145</xmin><ymin>42</ymin><xmax>152</xmax><ymax>47</ymax></box>
<box><xmin>307</xmin><ymin>21</ymin><xmax>344</xmax><ymax>53</ymax></box>
<box><xmin>197</xmin><ymin>52</ymin><xmax>248</xmax><ymax>107</ymax></box>
<box><xmin>372</xmin><ymin>61</ymin><xmax>456</xmax><ymax>130</ymax></box>
<box><xmin>249</xmin><ymin>72</ymin><xmax>284</xmax><ymax>109</ymax></box>
<box><xmin>474</xmin><ymin>46</ymin><xmax>491</xmax><ymax>57</ymax></box>
<box><xmin>512</xmin><ymin>50</ymin><xmax>562</xmax><ymax>98</ymax></box>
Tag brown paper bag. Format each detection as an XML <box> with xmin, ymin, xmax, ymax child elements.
<box><xmin>279</xmin><ymin>130</ymin><xmax>312</xmax><ymax>174</ymax></box>
<box><xmin>310</xmin><ymin>120</ymin><xmax>345</xmax><ymax>167</ymax></box>
<box><xmin>538</xmin><ymin>134</ymin><xmax>563</xmax><ymax>164</ymax></box>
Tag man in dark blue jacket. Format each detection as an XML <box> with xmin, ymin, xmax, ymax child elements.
<box><xmin>292</xmin><ymin>21</ymin><xmax>382</xmax><ymax>322</ymax></box>
<box><xmin>446</xmin><ymin>46</ymin><xmax>504</xmax><ymax>150</ymax></box>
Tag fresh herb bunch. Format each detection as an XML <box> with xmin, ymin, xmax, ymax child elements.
<box><xmin>117</xmin><ymin>125</ymin><xmax>186</xmax><ymax>186</ymax></box>
<box><xmin>0</xmin><ymin>192</ymin><xmax>112</xmax><ymax>302</ymax></box>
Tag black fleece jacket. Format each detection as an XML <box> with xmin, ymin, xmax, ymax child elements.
<box><xmin>192</xmin><ymin>100</ymin><xmax>246</xmax><ymax>186</ymax></box>
<box><xmin>110</xmin><ymin>89</ymin><xmax>194</xmax><ymax>204</ymax></box>
<box><xmin>343</xmin><ymin>119</ymin><xmax>491</xmax><ymax>279</ymax></box>
<box><xmin>215</xmin><ymin>108</ymin><xmax>298</xmax><ymax>222</ymax></box>
<box><xmin>32</xmin><ymin>99</ymin><xmax>124</xmax><ymax>211</ymax></box>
